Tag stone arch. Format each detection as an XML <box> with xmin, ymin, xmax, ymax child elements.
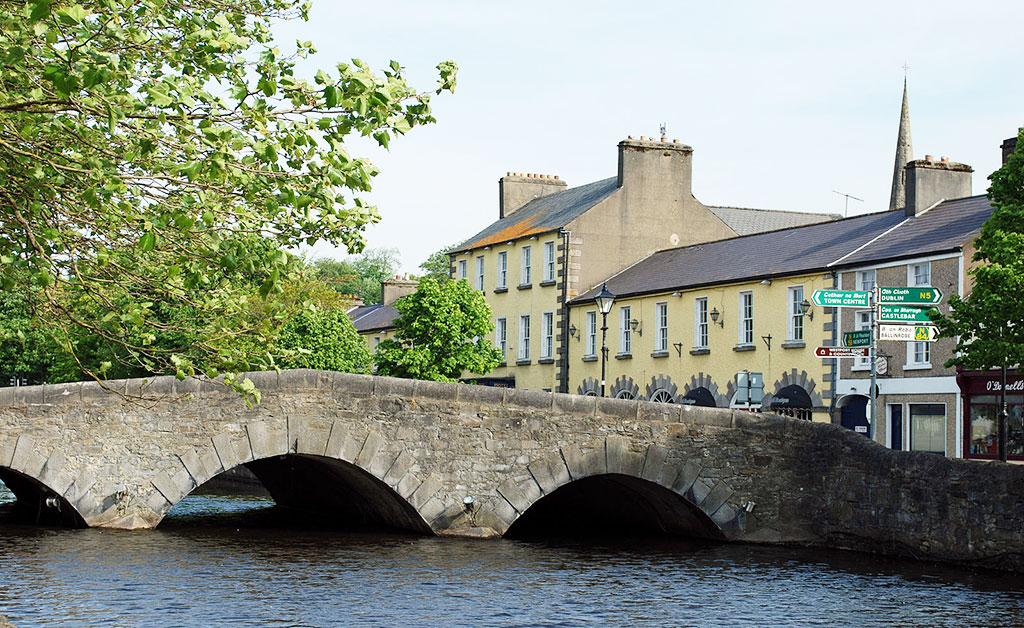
<box><xmin>645</xmin><ymin>374</ymin><xmax>679</xmax><ymax>403</ymax></box>
<box><xmin>682</xmin><ymin>372</ymin><xmax>729</xmax><ymax>407</ymax></box>
<box><xmin>0</xmin><ymin>434</ymin><xmax>87</xmax><ymax>527</ymax></box>
<box><xmin>609</xmin><ymin>375</ymin><xmax>640</xmax><ymax>400</ymax></box>
<box><xmin>577</xmin><ymin>377</ymin><xmax>600</xmax><ymax>396</ymax></box>
<box><xmin>760</xmin><ymin>369</ymin><xmax>824</xmax><ymax>411</ymax></box>
<box><xmin>139</xmin><ymin>418</ymin><xmax>436</xmax><ymax>533</ymax></box>
<box><xmin>492</xmin><ymin>437</ymin><xmax>756</xmax><ymax>541</ymax></box>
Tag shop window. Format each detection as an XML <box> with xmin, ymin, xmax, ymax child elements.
<box><xmin>968</xmin><ymin>395</ymin><xmax>1024</xmax><ymax>457</ymax></box>
<box><xmin>909</xmin><ymin>403</ymin><xmax>945</xmax><ymax>454</ymax></box>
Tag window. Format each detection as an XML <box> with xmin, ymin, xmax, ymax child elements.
<box><xmin>496</xmin><ymin>252</ymin><xmax>507</xmax><ymax>289</ymax></box>
<box><xmin>518</xmin><ymin>314</ymin><xmax>530</xmax><ymax>360</ymax></box>
<box><xmin>909</xmin><ymin>404</ymin><xmax>945</xmax><ymax>454</ymax></box>
<box><xmin>543</xmin><ymin>241</ymin><xmax>555</xmax><ymax>282</ymax></box>
<box><xmin>373</xmin><ymin>337</ymin><xmax>380</xmax><ymax>351</ymax></box>
<box><xmin>694</xmin><ymin>297</ymin><xmax>708</xmax><ymax>349</ymax></box>
<box><xmin>738</xmin><ymin>291</ymin><xmax>753</xmax><ymax>345</ymax></box>
<box><xmin>655</xmin><ymin>302</ymin><xmax>668</xmax><ymax>352</ymax></box>
<box><xmin>541</xmin><ymin>311</ymin><xmax>554</xmax><ymax>359</ymax></box>
<box><xmin>619</xmin><ymin>305</ymin><xmax>631</xmax><ymax>354</ymax></box>
<box><xmin>909</xmin><ymin>340</ymin><xmax>930</xmax><ymax>366</ymax></box>
<box><xmin>520</xmin><ymin>246</ymin><xmax>531</xmax><ymax>285</ymax></box>
<box><xmin>457</xmin><ymin>259</ymin><xmax>467</xmax><ymax>280</ymax></box>
<box><xmin>857</xmin><ymin>269</ymin><xmax>876</xmax><ymax>292</ymax></box>
<box><xmin>475</xmin><ymin>256</ymin><xmax>485</xmax><ymax>291</ymax></box>
<box><xmin>495</xmin><ymin>317</ymin><xmax>507</xmax><ymax>360</ymax></box>
<box><xmin>585</xmin><ymin>310</ymin><xmax>597</xmax><ymax>357</ymax></box>
<box><xmin>788</xmin><ymin>286</ymin><xmax>804</xmax><ymax>341</ymax></box>
<box><xmin>855</xmin><ymin>310</ymin><xmax>871</xmax><ymax>368</ymax></box>
<box><xmin>909</xmin><ymin>262</ymin><xmax>930</xmax><ymax>287</ymax></box>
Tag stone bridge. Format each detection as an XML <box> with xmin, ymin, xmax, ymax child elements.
<box><xmin>1</xmin><ymin>370</ymin><xmax>1023</xmax><ymax>570</ymax></box>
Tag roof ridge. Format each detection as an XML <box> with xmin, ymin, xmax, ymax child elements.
<box><xmin>708</xmin><ymin>205</ymin><xmax>840</xmax><ymax>218</ymax></box>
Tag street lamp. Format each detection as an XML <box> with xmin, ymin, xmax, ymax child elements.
<box><xmin>594</xmin><ymin>282</ymin><xmax>615</xmax><ymax>397</ymax></box>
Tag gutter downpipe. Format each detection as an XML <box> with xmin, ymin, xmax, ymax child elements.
<box><xmin>558</xmin><ymin>229</ymin><xmax>571</xmax><ymax>394</ymax></box>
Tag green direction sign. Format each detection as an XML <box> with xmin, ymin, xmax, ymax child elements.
<box><xmin>878</xmin><ymin>286</ymin><xmax>943</xmax><ymax>305</ymax></box>
<box><xmin>877</xmin><ymin>304</ymin><xmax>938</xmax><ymax>324</ymax></box>
<box><xmin>811</xmin><ymin>289</ymin><xmax>870</xmax><ymax>308</ymax></box>
<box><xmin>843</xmin><ymin>330</ymin><xmax>872</xmax><ymax>347</ymax></box>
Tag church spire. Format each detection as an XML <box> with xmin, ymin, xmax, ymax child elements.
<box><xmin>889</xmin><ymin>78</ymin><xmax>914</xmax><ymax>210</ymax></box>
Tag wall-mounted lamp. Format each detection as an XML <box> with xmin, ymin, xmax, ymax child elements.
<box><xmin>629</xmin><ymin>319</ymin><xmax>642</xmax><ymax>336</ymax></box>
<box><xmin>799</xmin><ymin>298</ymin><xmax>814</xmax><ymax>321</ymax></box>
<box><xmin>709</xmin><ymin>307</ymin><xmax>724</xmax><ymax>328</ymax></box>
<box><xmin>673</xmin><ymin>342</ymin><xmax>685</xmax><ymax>357</ymax></box>
<box><xmin>671</xmin><ymin>291</ymin><xmax>682</xmax><ymax>298</ymax></box>
<box><xmin>568</xmin><ymin>323</ymin><xmax>578</xmax><ymax>338</ymax></box>
<box><xmin>760</xmin><ymin>279</ymin><xmax>772</xmax><ymax>286</ymax></box>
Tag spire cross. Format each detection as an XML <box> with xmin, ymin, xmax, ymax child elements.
<box><xmin>902</xmin><ymin>62</ymin><xmax>910</xmax><ymax>77</ymax></box>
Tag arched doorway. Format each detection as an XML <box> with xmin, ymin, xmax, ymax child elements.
<box><xmin>838</xmin><ymin>394</ymin><xmax>870</xmax><ymax>436</ymax></box>
<box><xmin>770</xmin><ymin>384</ymin><xmax>813</xmax><ymax>421</ymax></box>
<box><xmin>680</xmin><ymin>386</ymin><xmax>717</xmax><ymax>407</ymax></box>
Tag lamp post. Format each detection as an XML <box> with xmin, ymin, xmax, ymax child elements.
<box><xmin>594</xmin><ymin>283</ymin><xmax>615</xmax><ymax>397</ymax></box>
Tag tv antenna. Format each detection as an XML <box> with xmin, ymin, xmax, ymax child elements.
<box><xmin>659</xmin><ymin>123</ymin><xmax>667</xmax><ymax>141</ymax></box>
<box><xmin>832</xmin><ymin>190</ymin><xmax>864</xmax><ymax>217</ymax></box>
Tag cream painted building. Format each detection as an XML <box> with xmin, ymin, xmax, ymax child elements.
<box><xmin>350</xmin><ymin>278</ymin><xmax>418</xmax><ymax>354</ymax></box>
<box><xmin>450</xmin><ymin>136</ymin><xmax>838</xmax><ymax>392</ymax></box>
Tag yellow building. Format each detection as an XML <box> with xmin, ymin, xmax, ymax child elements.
<box><xmin>567</xmin><ymin>209</ymin><xmax>920</xmax><ymax>421</ymax></box>
<box><xmin>450</xmin><ymin>136</ymin><xmax>837</xmax><ymax>392</ymax></box>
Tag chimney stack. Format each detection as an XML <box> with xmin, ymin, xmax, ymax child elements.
<box><xmin>904</xmin><ymin>158</ymin><xmax>973</xmax><ymax>217</ymax></box>
<box><xmin>1002</xmin><ymin>130</ymin><xmax>1021</xmax><ymax>165</ymax></box>
<box><xmin>499</xmin><ymin>173</ymin><xmax>567</xmax><ymax>219</ymax></box>
<box><xmin>616</xmin><ymin>136</ymin><xmax>694</xmax><ymax>195</ymax></box>
<box><xmin>381</xmin><ymin>278</ymin><xmax>418</xmax><ymax>305</ymax></box>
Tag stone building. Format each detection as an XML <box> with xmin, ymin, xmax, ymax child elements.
<box><xmin>448</xmin><ymin>137</ymin><xmax>837</xmax><ymax>392</ymax></box>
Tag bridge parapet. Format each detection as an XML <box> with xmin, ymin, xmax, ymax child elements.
<box><xmin>1</xmin><ymin>370</ymin><xmax>1023</xmax><ymax>571</ymax></box>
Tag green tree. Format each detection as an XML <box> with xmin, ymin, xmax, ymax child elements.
<box><xmin>374</xmin><ymin>278</ymin><xmax>501</xmax><ymax>382</ymax></box>
<box><xmin>313</xmin><ymin>247</ymin><xmax>399</xmax><ymax>303</ymax></box>
<box><xmin>0</xmin><ymin>286</ymin><xmax>66</xmax><ymax>385</ymax></box>
<box><xmin>931</xmin><ymin>130</ymin><xmax>1024</xmax><ymax>370</ymax></box>
<box><xmin>0</xmin><ymin>0</ymin><xmax>456</xmax><ymax>396</ymax></box>
<box><xmin>417</xmin><ymin>243</ymin><xmax>458</xmax><ymax>283</ymax></box>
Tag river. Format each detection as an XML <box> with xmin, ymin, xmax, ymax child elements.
<box><xmin>1</xmin><ymin>484</ymin><xmax>1023</xmax><ymax>627</ymax></box>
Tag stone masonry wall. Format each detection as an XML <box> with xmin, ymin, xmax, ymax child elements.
<box><xmin>0</xmin><ymin>370</ymin><xmax>1022</xmax><ymax>571</ymax></box>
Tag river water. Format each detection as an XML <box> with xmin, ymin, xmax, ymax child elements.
<box><xmin>1</xmin><ymin>484</ymin><xmax>1023</xmax><ymax>627</ymax></box>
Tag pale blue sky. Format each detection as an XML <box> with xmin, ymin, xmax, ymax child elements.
<box><xmin>275</xmin><ymin>1</ymin><xmax>1023</xmax><ymax>275</ymax></box>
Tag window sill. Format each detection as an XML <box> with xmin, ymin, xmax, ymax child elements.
<box><xmin>651</xmin><ymin>350</ymin><xmax>670</xmax><ymax>358</ymax></box>
<box><xmin>582</xmin><ymin>355</ymin><xmax>598</xmax><ymax>362</ymax></box>
<box><xmin>690</xmin><ymin>348</ymin><xmax>710</xmax><ymax>356</ymax></box>
<box><xmin>515</xmin><ymin>359</ymin><xmax>532</xmax><ymax>366</ymax></box>
<box><xmin>539</xmin><ymin>279</ymin><xmax>556</xmax><ymax>287</ymax></box>
<box><xmin>781</xmin><ymin>341</ymin><xmax>805</xmax><ymax>349</ymax></box>
<box><xmin>851</xmin><ymin>365</ymin><xmax>871</xmax><ymax>372</ymax></box>
<box><xmin>614</xmin><ymin>353</ymin><xmax>632</xmax><ymax>360</ymax></box>
<box><xmin>538</xmin><ymin>357</ymin><xmax>554</xmax><ymax>365</ymax></box>
<box><xmin>517</xmin><ymin>283</ymin><xmax>532</xmax><ymax>290</ymax></box>
<box><xmin>733</xmin><ymin>345</ymin><xmax>756</xmax><ymax>352</ymax></box>
<box><xmin>903</xmin><ymin>363</ymin><xmax>932</xmax><ymax>371</ymax></box>
<box><xmin>493</xmin><ymin>287</ymin><xmax>508</xmax><ymax>294</ymax></box>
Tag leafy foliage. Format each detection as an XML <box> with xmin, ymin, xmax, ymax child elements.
<box><xmin>931</xmin><ymin>130</ymin><xmax>1024</xmax><ymax>370</ymax></box>
<box><xmin>417</xmin><ymin>243</ymin><xmax>457</xmax><ymax>283</ymax></box>
<box><xmin>312</xmin><ymin>247</ymin><xmax>400</xmax><ymax>304</ymax></box>
<box><xmin>0</xmin><ymin>0</ymin><xmax>456</xmax><ymax>396</ymax></box>
<box><xmin>374</xmin><ymin>278</ymin><xmax>501</xmax><ymax>382</ymax></box>
<box><xmin>273</xmin><ymin>294</ymin><xmax>372</xmax><ymax>373</ymax></box>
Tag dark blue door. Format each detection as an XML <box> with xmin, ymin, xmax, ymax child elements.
<box><xmin>841</xmin><ymin>396</ymin><xmax>870</xmax><ymax>437</ymax></box>
<box><xmin>890</xmin><ymin>405</ymin><xmax>903</xmax><ymax>450</ymax></box>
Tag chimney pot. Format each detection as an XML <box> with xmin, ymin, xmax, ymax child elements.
<box><xmin>673</xmin><ymin>139</ymin><xmax>679</xmax><ymax>144</ymax></box>
<box><xmin>640</xmin><ymin>136</ymin><xmax>647</xmax><ymax>141</ymax></box>
<box><xmin>925</xmin><ymin>154</ymin><xmax>934</xmax><ymax>162</ymax></box>
<box><xmin>554</xmin><ymin>175</ymin><xmax>559</xmax><ymax>180</ymax></box>
<box><xmin>628</xmin><ymin>135</ymin><xmax>634</xmax><ymax>140</ymax></box>
<box><xmin>941</xmin><ymin>156</ymin><xmax>949</xmax><ymax>162</ymax></box>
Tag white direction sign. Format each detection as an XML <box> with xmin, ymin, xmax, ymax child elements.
<box><xmin>878</xmin><ymin>324</ymin><xmax>939</xmax><ymax>342</ymax></box>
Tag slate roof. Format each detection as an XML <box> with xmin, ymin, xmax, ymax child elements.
<box><xmin>349</xmin><ymin>303</ymin><xmax>400</xmax><ymax>333</ymax></box>
<box><xmin>451</xmin><ymin>177</ymin><xmax>619</xmax><ymax>253</ymax></box>
<box><xmin>707</xmin><ymin>206</ymin><xmax>840</xmax><ymax>235</ymax></box>
<box><xmin>836</xmin><ymin>195</ymin><xmax>992</xmax><ymax>266</ymax></box>
<box><xmin>572</xmin><ymin>195</ymin><xmax>995</xmax><ymax>303</ymax></box>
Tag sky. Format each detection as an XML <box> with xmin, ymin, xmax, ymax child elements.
<box><xmin>274</xmin><ymin>1</ymin><xmax>1023</xmax><ymax>275</ymax></box>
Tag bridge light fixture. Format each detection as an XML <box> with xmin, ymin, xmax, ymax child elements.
<box><xmin>463</xmin><ymin>495</ymin><xmax>475</xmax><ymax>513</ymax></box>
<box><xmin>594</xmin><ymin>283</ymin><xmax>615</xmax><ymax>398</ymax></box>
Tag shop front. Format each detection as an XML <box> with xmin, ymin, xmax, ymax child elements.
<box><xmin>957</xmin><ymin>369</ymin><xmax>1024</xmax><ymax>460</ymax></box>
